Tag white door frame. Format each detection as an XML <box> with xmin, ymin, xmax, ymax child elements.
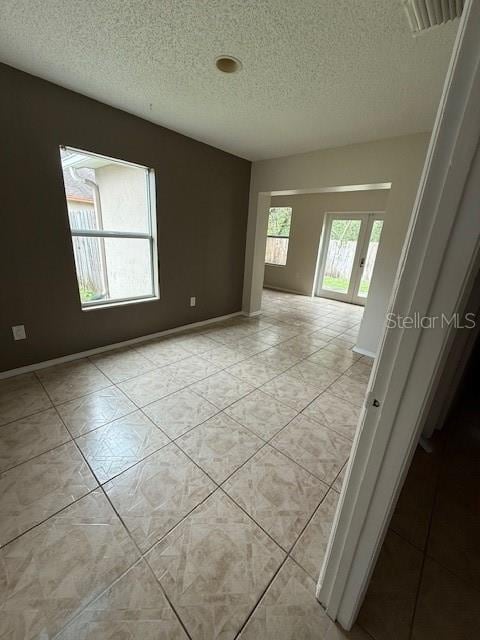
<box><xmin>318</xmin><ymin>0</ymin><xmax>480</xmax><ymax>629</ymax></box>
<box><xmin>315</xmin><ymin>213</ymin><xmax>370</xmax><ymax>304</ymax></box>
<box><xmin>314</xmin><ymin>212</ymin><xmax>384</xmax><ymax>305</ymax></box>
<box><xmin>350</xmin><ymin>215</ymin><xmax>384</xmax><ymax>306</ymax></box>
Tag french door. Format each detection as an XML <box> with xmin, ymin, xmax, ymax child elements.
<box><xmin>315</xmin><ymin>213</ymin><xmax>384</xmax><ymax>305</ymax></box>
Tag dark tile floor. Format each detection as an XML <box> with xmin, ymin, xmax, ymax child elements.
<box><xmin>358</xmin><ymin>338</ymin><xmax>480</xmax><ymax>640</ymax></box>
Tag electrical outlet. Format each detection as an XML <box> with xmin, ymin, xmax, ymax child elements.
<box><xmin>12</xmin><ymin>325</ymin><xmax>26</xmax><ymax>340</ymax></box>
<box><xmin>190</xmin><ymin>296</ymin><xmax>196</xmax><ymax>307</ymax></box>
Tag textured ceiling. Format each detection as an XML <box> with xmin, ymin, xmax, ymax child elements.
<box><xmin>0</xmin><ymin>1</ymin><xmax>458</xmax><ymax>160</ymax></box>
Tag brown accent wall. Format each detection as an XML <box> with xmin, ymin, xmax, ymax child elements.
<box><xmin>0</xmin><ymin>64</ymin><xmax>251</xmax><ymax>372</ymax></box>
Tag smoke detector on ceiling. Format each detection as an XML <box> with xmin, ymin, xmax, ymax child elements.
<box><xmin>402</xmin><ymin>0</ymin><xmax>464</xmax><ymax>35</ymax></box>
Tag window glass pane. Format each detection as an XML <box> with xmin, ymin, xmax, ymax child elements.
<box><xmin>265</xmin><ymin>237</ymin><xmax>289</xmax><ymax>265</ymax></box>
<box><xmin>322</xmin><ymin>219</ymin><xmax>362</xmax><ymax>294</ymax></box>
<box><xmin>72</xmin><ymin>237</ymin><xmax>154</xmax><ymax>304</ymax></box>
<box><xmin>60</xmin><ymin>149</ymin><xmax>150</xmax><ymax>234</ymax></box>
<box><xmin>267</xmin><ymin>207</ymin><xmax>292</xmax><ymax>237</ymax></box>
<box><xmin>358</xmin><ymin>220</ymin><xmax>383</xmax><ymax>298</ymax></box>
<box><xmin>72</xmin><ymin>235</ymin><xmax>105</xmax><ymax>303</ymax></box>
<box><xmin>60</xmin><ymin>146</ymin><xmax>157</xmax><ymax>308</ymax></box>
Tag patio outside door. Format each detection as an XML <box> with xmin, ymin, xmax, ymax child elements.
<box><xmin>315</xmin><ymin>213</ymin><xmax>384</xmax><ymax>305</ymax></box>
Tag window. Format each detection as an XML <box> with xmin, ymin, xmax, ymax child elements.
<box><xmin>265</xmin><ymin>207</ymin><xmax>292</xmax><ymax>266</ymax></box>
<box><xmin>60</xmin><ymin>146</ymin><xmax>158</xmax><ymax>309</ymax></box>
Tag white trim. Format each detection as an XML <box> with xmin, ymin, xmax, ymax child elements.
<box><xmin>82</xmin><ymin>294</ymin><xmax>159</xmax><ymax>312</ymax></box>
<box><xmin>271</xmin><ymin>182</ymin><xmax>392</xmax><ymax>196</ymax></box>
<box><xmin>318</xmin><ymin>0</ymin><xmax>480</xmax><ymax>629</ymax></box>
<box><xmin>148</xmin><ymin>167</ymin><xmax>160</xmax><ymax>303</ymax></box>
<box><xmin>71</xmin><ymin>230</ymin><xmax>152</xmax><ymax>240</ymax></box>
<box><xmin>263</xmin><ymin>284</ymin><xmax>311</xmax><ymax>296</ymax></box>
<box><xmin>352</xmin><ymin>345</ymin><xmax>376</xmax><ymax>359</ymax></box>
<box><xmin>60</xmin><ymin>145</ymin><xmax>150</xmax><ymax>171</ymax></box>
<box><xmin>242</xmin><ymin>310</ymin><xmax>263</xmax><ymax>318</ymax></box>
<box><xmin>0</xmin><ymin>311</ymin><xmax>242</xmax><ymax>380</ymax></box>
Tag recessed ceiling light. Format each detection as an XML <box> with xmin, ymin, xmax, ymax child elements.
<box><xmin>215</xmin><ymin>55</ymin><xmax>242</xmax><ymax>74</ymax></box>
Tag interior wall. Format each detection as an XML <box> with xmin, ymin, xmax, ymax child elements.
<box><xmin>243</xmin><ymin>133</ymin><xmax>430</xmax><ymax>355</ymax></box>
<box><xmin>0</xmin><ymin>63</ymin><xmax>251</xmax><ymax>372</ymax></box>
<box><xmin>264</xmin><ymin>190</ymin><xmax>390</xmax><ymax>296</ymax></box>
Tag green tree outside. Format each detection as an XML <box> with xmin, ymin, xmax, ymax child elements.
<box><xmin>268</xmin><ymin>207</ymin><xmax>292</xmax><ymax>236</ymax></box>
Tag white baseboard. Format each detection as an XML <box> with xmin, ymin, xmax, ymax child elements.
<box><xmin>0</xmin><ymin>311</ymin><xmax>242</xmax><ymax>380</ymax></box>
<box><xmin>353</xmin><ymin>345</ymin><xmax>376</xmax><ymax>359</ymax></box>
<box><xmin>242</xmin><ymin>310</ymin><xmax>262</xmax><ymax>317</ymax></box>
<box><xmin>263</xmin><ymin>284</ymin><xmax>310</xmax><ymax>296</ymax></box>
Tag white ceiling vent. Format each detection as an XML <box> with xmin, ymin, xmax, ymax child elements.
<box><xmin>403</xmin><ymin>0</ymin><xmax>464</xmax><ymax>34</ymax></box>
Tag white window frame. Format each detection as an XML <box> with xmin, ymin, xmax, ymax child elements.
<box><xmin>60</xmin><ymin>146</ymin><xmax>159</xmax><ymax>310</ymax></box>
<box><xmin>265</xmin><ymin>206</ymin><xmax>293</xmax><ymax>266</ymax></box>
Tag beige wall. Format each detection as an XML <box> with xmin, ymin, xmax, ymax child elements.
<box><xmin>243</xmin><ymin>133</ymin><xmax>430</xmax><ymax>355</ymax></box>
<box><xmin>264</xmin><ymin>190</ymin><xmax>390</xmax><ymax>296</ymax></box>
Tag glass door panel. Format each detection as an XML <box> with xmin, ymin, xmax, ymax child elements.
<box><xmin>357</xmin><ymin>220</ymin><xmax>384</xmax><ymax>299</ymax></box>
<box><xmin>316</xmin><ymin>213</ymin><xmax>384</xmax><ymax>305</ymax></box>
<box><xmin>321</xmin><ymin>219</ymin><xmax>362</xmax><ymax>295</ymax></box>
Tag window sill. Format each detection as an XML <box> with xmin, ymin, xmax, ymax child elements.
<box><xmin>81</xmin><ymin>295</ymin><xmax>159</xmax><ymax>312</ymax></box>
<box><xmin>265</xmin><ymin>263</ymin><xmax>287</xmax><ymax>267</ymax></box>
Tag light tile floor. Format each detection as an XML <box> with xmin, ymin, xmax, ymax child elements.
<box><xmin>0</xmin><ymin>288</ymin><xmax>374</xmax><ymax>639</ymax></box>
